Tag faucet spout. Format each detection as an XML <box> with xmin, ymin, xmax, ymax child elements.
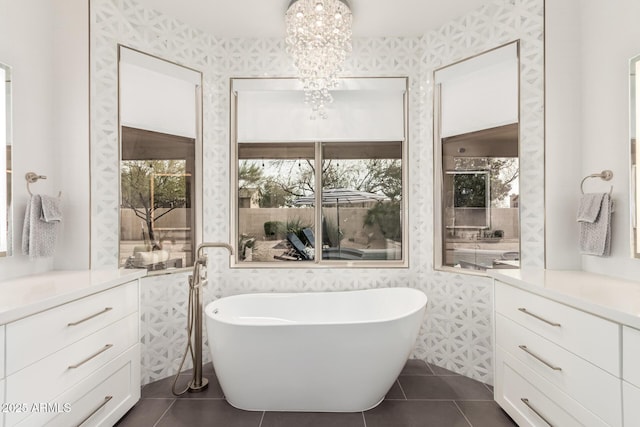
<box><xmin>195</xmin><ymin>242</ymin><xmax>233</xmax><ymax>260</ymax></box>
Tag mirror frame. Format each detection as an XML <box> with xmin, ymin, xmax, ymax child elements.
<box><xmin>1</xmin><ymin>61</ymin><xmax>12</xmax><ymax>257</ymax></box>
<box><xmin>631</xmin><ymin>53</ymin><xmax>639</xmax><ymax>258</ymax></box>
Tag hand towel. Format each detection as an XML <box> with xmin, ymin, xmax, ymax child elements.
<box><xmin>22</xmin><ymin>195</ymin><xmax>60</xmax><ymax>258</ymax></box>
<box><xmin>577</xmin><ymin>193</ymin><xmax>605</xmax><ymax>222</ymax></box>
<box><xmin>40</xmin><ymin>195</ymin><xmax>63</xmax><ymax>223</ymax></box>
<box><xmin>577</xmin><ymin>193</ymin><xmax>612</xmax><ymax>256</ymax></box>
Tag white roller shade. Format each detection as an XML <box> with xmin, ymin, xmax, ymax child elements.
<box><xmin>119</xmin><ymin>47</ymin><xmax>201</xmax><ymax>138</ymax></box>
<box><xmin>234</xmin><ymin>78</ymin><xmax>406</xmax><ymax>142</ymax></box>
<box><xmin>436</xmin><ymin>43</ymin><xmax>518</xmax><ymax>138</ymax></box>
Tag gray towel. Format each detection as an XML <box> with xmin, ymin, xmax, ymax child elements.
<box><xmin>40</xmin><ymin>195</ymin><xmax>63</xmax><ymax>222</ymax></box>
<box><xmin>577</xmin><ymin>193</ymin><xmax>612</xmax><ymax>256</ymax></box>
<box><xmin>577</xmin><ymin>193</ymin><xmax>604</xmax><ymax>222</ymax></box>
<box><xmin>22</xmin><ymin>195</ymin><xmax>60</xmax><ymax>257</ymax></box>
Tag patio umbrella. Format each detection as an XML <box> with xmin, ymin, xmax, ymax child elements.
<box><xmin>292</xmin><ymin>188</ymin><xmax>390</xmax><ymax>254</ymax></box>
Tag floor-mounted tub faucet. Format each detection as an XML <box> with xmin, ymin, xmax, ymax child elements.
<box><xmin>173</xmin><ymin>242</ymin><xmax>233</xmax><ymax>395</ymax></box>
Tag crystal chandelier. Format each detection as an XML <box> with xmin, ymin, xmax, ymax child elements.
<box><xmin>285</xmin><ymin>0</ymin><xmax>353</xmax><ymax>119</ymax></box>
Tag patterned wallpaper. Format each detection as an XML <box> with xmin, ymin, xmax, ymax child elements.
<box><xmin>90</xmin><ymin>0</ymin><xmax>544</xmax><ymax>385</ymax></box>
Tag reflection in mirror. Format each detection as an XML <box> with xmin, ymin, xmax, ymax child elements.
<box><xmin>631</xmin><ymin>54</ymin><xmax>640</xmax><ymax>257</ymax></box>
<box><xmin>0</xmin><ymin>62</ymin><xmax>12</xmax><ymax>257</ymax></box>
<box><xmin>434</xmin><ymin>41</ymin><xmax>520</xmax><ymax>272</ymax></box>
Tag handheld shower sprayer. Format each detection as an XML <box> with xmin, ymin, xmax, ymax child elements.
<box><xmin>172</xmin><ymin>242</ymin><xmax>233</xmax><ymax>396</ymax></box>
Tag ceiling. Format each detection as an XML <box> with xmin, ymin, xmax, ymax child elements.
<box><xmin>134</xmin><ymin>0</ymin><xmax>490</xmax><ymax>38</ymax></box>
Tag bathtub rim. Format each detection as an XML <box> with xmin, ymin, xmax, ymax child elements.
<box><xmin>204</xmin><ymin>287</ymin><xmax>427</xmax><ymax>327</ymax></box>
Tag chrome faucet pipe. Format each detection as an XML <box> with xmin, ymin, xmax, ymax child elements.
<box><xmin>188</xmin><ymin>242</ymin><xmax>233</xmax><ymax>393</ymax></box>
<box><xmin>196</xmin><ymin>241</ymin><xmax>234</xmax><ymax>256</ymax></box>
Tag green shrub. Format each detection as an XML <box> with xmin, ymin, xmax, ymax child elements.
<box><xmin>263</xmin><ymin>221</ymin><xmax>285</xmax><ymax>239</ymax></box>
<box><xmin>364</xmin><ymin>201</ymin><xmax>402</xmax><ymax>241</ymax></box>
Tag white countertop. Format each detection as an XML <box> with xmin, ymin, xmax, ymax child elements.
<box><xmin>0</xmin><ymin>269</ymin><xmax>146</xmax><ymax>324</ymax></box>
<box><xmin>488</xmin><ymin>269</ymin><xmax>640</xmax><ymax>330</ymax></box>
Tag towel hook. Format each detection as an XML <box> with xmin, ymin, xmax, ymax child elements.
<box><xmin>580</xmin><ymin>170</ymin><xmax>613</xmax><ymax>195</ymax></box>
<box><xmin>25</xmin><ymin>172</ymin><xmax>62</xmax><ymax>197</ymax></box>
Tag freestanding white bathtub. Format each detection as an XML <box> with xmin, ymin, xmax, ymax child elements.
<box><xmin>204</xmin><ymin>287</ymin><xmax>427</xmax><ymax>412</ymax></box>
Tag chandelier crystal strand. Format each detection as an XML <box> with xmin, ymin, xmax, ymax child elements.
<box><xmin>285</xmin><ymin>0</ymin><xmax>353</xmax><ymax>119</ymax></box>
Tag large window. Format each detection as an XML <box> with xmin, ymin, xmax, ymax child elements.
<box><xmin>435</xmin><ymin>42</ymin><xmax>520</xmax><ymax>272</ymax></box>
<box><xmin>232</xmin><ymin>77</ymin><xmax>407</xmax><ymax>266</ymax></box>
<box><xmin>236</xmin><ymin>141</ymin><xmax>403</xmax><ymax>265</ymax></box>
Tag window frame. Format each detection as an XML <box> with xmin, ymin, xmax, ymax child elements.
<box><xmin>230</xmin><ymin>77</ymin><xmax>409</xmax><ymax>269</ymax></box>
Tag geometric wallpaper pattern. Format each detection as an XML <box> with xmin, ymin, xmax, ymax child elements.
<box><xmin>90</xmin><ymin>0</ymin><xmax>544</xmax><ymax>385</ymax></box>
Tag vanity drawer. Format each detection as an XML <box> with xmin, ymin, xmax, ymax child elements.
<box><xmin>495</xmin><ymin>281</ymin><xmax>620</xmax><ymax>375</ymax></box>
<box><xmin>6</xmin><ymin>281</ymin><xmax>138</xmax><ymax>375</ymax></box>
<box><xmin>14</xmin><ymin>345</ymin><xmax>140</xmax><ymax>427</ymax></box>
<box><xmin>623</xmin><ymin>326</ymin><xmax>640</xmax><ymax>387</ymax></box>
<box><xmin>496</xmin><ymin>313</ymin><xmax>621</xmax><ymax>426</ymax></box>
<box><xmin>5</xmin><ymin>313</ymin><xmax>137</xmax><ymax>426</ymax></box>
<box><xmin>623</xmin><ymin>381</ymin><xmax>640</xmax><ymax>427</ymax></box>
<box><xmin>495</xmin><ymin>350</ymin><xmax>609</xmax><ymax>427</ymax></box>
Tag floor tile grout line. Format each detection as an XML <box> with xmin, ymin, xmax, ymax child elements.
<box><xmin>453</xmin><ymin>401</ymin><xmax>474</xmax><ymax>427</ymax></box>
<box><xmin>140</xmin><ymin>397</ymin><xmax>182</xmax><ymax>400</ymax></box>
<box><xmin>396</xmin><ymin>379</ymin><xmax>408</xmax><ymax>400</ymax></box>
<box><xmin>152</xmin><ymin>398</ymin><xmax>177</xmax><ymax>427</ymax></box>
<box><xmin>484</xmin><ymin>383</ymin><xmax>494</xmax><ymax>394</ymax></box>
<box><xmin>399</xmin><ymin>373</ymin><xmax>437</xmax><ymax>377</ymax></box>
<box><xmin>425</xmin><ymin>363</ymin><xmax>436</xmax><ymax>375</ymax></box>
<box><xmin>361</xmin><ymin>411</ymin><xmax>368</xmax><ymax>427</ymax></box>
<box><xmin>385</xmin><ymin>398</ymin><xmax>493</xmax><ymax>402</ymax></box>
<box><xmin>258</xmin><ymin>411</ymin><xmax>265</xmax><ymax>427</ymax></box>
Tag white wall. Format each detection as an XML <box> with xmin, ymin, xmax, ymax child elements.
<box><xmin>0</xmin><ymin>0</ymin><xmax>89</xmax><ymax>279</ymax></box>
<box><xmin>546</xmin><ymin>0</ymin><xmax>640</xmax><ymax>279</ymax></box>
<box><xmin>544</xmin><ymin>0</ymin><xmax>583</xmax><ymax>269</ymax></box>
<box><xmin>52</xmin><ymin>0</ymin><xmax>90</xmax><ymax>271</ymax></box>
<box><xmin>579</xmin><ymin>0</ymin><xmax>640</xmax><ymax>279</ymax></box>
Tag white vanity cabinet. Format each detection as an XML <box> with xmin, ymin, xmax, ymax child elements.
<box><xmin>491</xmin><ymin>270</ymin><xmax>640</xmax><ymax>427</ymax></box>
<box><xmin>0</xmin><ymin>270</ymin><xmax>144</xmax><ymax>427</ymax></box>
<box><xmin>623</xmin><ymin>326</ymin><xmax>640</xmax><ymax>426</ymax></box>
<box><xmin>495</xmin><ymin>282</ymin><xmax>620</xmax><ymax>427</ymax></box>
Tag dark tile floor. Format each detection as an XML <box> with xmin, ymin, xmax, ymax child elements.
<box><xmin>115</xmin><ymin>359</ymin><xmax>517</xmax><ymax>427</ymax></box>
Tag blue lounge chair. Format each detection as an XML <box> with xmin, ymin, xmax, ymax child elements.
<box><xmin>302</xmin><ymin>228</ymin><xmax>315</xmax><ymax>248</ymax></box>
<box><xmin>274</xmin><ymin>233</ymin><xmax>312</xmax><ymax>261</ymax></box>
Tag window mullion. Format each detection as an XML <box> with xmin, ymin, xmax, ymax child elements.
<box><xmin>314</xmin><ymin>141</ymin><xmax>323</xmax><ymax>264</ymax></box>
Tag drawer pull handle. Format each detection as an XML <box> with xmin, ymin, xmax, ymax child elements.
<box><xmin>76</xmin><ymin>395</ymin><xmax>113</xmax><ymax>427</ymax></box>
<box><xmin>521</xmin><ymin>398</ymin><xmax>554</xmax><ymax>427</ymax></box>
<box><xmin>68</xmin><ymin>307</ymin><xmax>113</xmax><ymax>326</ymax></box>
<box><xmin>519</xmin><ymin>345</ymin><xmax>562</xmax><ymax>371</ymax></box>
<box><xmin>68</xmin><ymin>344</ymin><xmax>113</xmax><ymax>369</ymax></box>
<box><xmin>517</xmin><ymin>308</ymin><xmax>561</xmax><ymax>327</ymax></box>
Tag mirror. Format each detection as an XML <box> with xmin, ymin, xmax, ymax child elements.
<box><xmin>434</xmin><ymin>41</ymin><xmax>520</xmax><ymax>272</ymax></box>
<box><xmin>631</xmin><ymin>54</ymin><xmax>639</xmax><ymax>257</ymax></box>
<box><xmin>118</xmin><ymin>46</ymin><xmax>202</xmax><ymax>271</ymax></box>
<box><xmin>0</xmin><ymin>61</ymin><xmax>12</xmax><ymax>257</ymax></box>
